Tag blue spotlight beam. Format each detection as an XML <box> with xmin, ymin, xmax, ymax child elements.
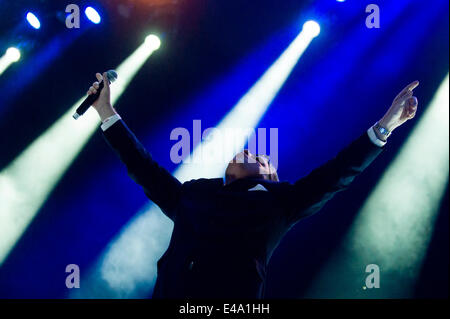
<box><xmin>0</xmin><ymin>31</ymin><xmax>84</xmax><ymax>115</ymax></box>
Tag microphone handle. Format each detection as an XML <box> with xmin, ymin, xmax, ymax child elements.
<box><xmin>73</xmin><ymin>80</ymin><xmax>105</xmax><ymax>119</ymax></box>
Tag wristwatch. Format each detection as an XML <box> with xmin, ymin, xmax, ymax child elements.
<box><xmin>374</xmin><ymin>122</ymin><xmax>391</xmax><ymax>138</ymax></box>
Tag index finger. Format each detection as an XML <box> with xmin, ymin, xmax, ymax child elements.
<box><xmin>395</xmin><ymin>80</ymin><xmax>419</xmax><ymax>101</ymax></box>
<box><xmin>405</xmin><ymin>80</ymin><xmax>419</xmax><ymax>92</ymax></box>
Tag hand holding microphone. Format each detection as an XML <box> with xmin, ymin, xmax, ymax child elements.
<box><xmin>73</xmin><ymin>70</ymin><xmax>118</xmax><ymax>121</ymax></box>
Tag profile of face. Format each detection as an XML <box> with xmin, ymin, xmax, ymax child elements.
<box><xmin>225</xmin><ymin>149</ymin><xmax>278</xmax><ymax>184</ymax></box>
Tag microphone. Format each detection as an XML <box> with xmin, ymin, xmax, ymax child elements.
<box><xmin>72</xmin><ymin>70</ymin><xmax>118</xmax><ymax>120</ymax></box>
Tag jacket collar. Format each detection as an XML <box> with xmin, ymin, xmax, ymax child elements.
<box><xmin>223</xmin><ymin>177</ymin><xmax>271</xmax><ymax>191</ymax></box>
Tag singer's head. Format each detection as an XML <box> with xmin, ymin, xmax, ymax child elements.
<box><xmin>225</xmin><ymin>150</ymin><xmax>278</xmax><ymax>185</ymax></box>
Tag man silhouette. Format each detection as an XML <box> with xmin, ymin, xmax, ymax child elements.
<box><xmin>87</xmin><ymin>72</ymin><xmax>419</xmax><ymax>298</ymax></box>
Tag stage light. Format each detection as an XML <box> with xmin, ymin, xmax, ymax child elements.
<box><xmin>26</xmin><ymin>12</ymin><xmax>41</xmax><ymax>29</ymax></box>
<box><xmin>0</xmin><ymin>47</ymin><xmax>21</xmax><ymax>76</ymax></box>
<box><xmin>0</xmin><ymin>31</ymin><xmax>93</xmax><ymax>117</ymax></box>
<box><xmin>5</xmin><ymin>47</ymin><xmax>21</xmax><ymax>62</ymax></box>
<box><xmin>0</xmin><ymin>36</ymin><xmax>160</xmax><ymax>265</ymax></box>
<box><xmin>145</xmin><ymin>34</ymin><xmax>161</xmax><ymax>50</ymax></box>
<box><xmin>306</xmin><ymin>75</ymin><xmax>449</xmax><ymax>298</ymax></box>
<box><xmin>302</xmin><ymin>20</ymin><xmax>320</xmax><ymax>38</ymax></box>
<box><xmin>85</xmin><ymin>7</ymin><xmax>101</xmax><ymax>24</ymax></box>
<box><xmin>73</xmin><ymin>21</ymin><xmax>321</xmax><ymax>298</ymax></box>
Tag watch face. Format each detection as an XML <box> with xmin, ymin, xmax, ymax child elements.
<box><xmin>377</xmin><ymin>126</ymin><xmax>390</xmax><ymax>136</ymax></box>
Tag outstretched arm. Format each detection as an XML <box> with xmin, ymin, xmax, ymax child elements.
<box><xmin>88</xmin><ymin>72</ymin><xmax>182</xmax><ymax>221</ymax></box>
<box><xmin>283</xmin><ymin>81</ymin><xmax>419</xmax><ymax>225</ymax></box>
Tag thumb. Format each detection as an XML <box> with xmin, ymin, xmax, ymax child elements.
<box><xmin>102</xmin><ymin>72</ymin><xmax>110</xmax><ymax>92</ymax></box>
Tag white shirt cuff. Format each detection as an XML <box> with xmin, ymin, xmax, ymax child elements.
<box><xmin>101</xmin><ymin>114</ymin><xmax>121</xmax><ymax>131</ymax></box>
<box><xmin>367</xmin><ymin>126</ymin><xmax>387</xmax><ymax>147</ymax></box>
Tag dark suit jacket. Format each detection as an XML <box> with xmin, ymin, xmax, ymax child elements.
<box><xmin>102</xmin><ymin>120</ymin><xmax>384</xmax><ymax>299</ymax></box>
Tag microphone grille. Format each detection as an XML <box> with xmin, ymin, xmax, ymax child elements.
<box><xmin>106</xmin><ymin>70</ymin><xmax>118</xmax><ymax>83</ymax></box>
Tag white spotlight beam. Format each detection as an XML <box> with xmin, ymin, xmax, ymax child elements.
<box><xmin>0</xmin><ymin>47</ymin><xmax>21</xmax><ymax>76</ymax></box>
<box><xmin>306</xmin><ymin>74</ymin><xmax>449</xmax><ymax>298</ymax></box>
<box><xmin>0</xmin><ymin>36</ymin><xmax>161</xmax><ymax>265</ymax></box>
<box><xmin>73</xmin><ymin>22</ymin><xmax>321</xmax><ymax>298</ymax></box>
<box><xmin>178</xmin><ymin>20</ymin><xmax>319</xmax><ymax>181</ymax></box>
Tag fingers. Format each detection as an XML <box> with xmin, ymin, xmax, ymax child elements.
<box><xmin>87</xmin><ymin>82</ymin><xmax>99</xmax><ymax>95</ymax></box>
<box><xmin>406</xmin><ymin>96</ymin><xmax>418</xmax><ymax>119</ymax></box>
<box><xmin>103</xmin><ymin>72</ymin><xmax>110</xmax><ymax>90</ymax></box>
<box><xmin>401</xmin><ymin>80</ymin><xmax>419</xmax><ymax>94</ymax></box>
<box><xmin>394</xmin><ymin>80</ymin><xmax>420</xmax><ymax>102</ymax></box>
<box><xmin>87</xmin><ymin>86</ymin><xmax>96</xmax><ymax>95</ymax></box>
<box><xmin>395</xmin><ymin>90</ymin><xmax>413</xmax><ymax>106</ymax></box>
<box><xmin>87</xmin><ymin>72</ymin><xmax>105</xmax><ymax>95</ymax></box>
<box><xmin>407</xmin><ymin>80</ymin><xmax>419</xmax><ymax>92</ymax></box>
<box><xmin>408</xmin><ymin>96</ymin><xmax>418</xmax><ymax>106</ymax></box>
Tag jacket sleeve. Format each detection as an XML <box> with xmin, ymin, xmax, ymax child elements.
<box><xmin>283</xmin><ymin>131</ymin><xmax>384</xmax><ymax>225</ymax></box>
<box><xmin>102</xmin><ymin>119</ymin><xmax>182</xmax><ymax>221</ymax></box>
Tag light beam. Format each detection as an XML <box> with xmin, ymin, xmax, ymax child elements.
<box><xmin>306</xmin><ymin>74</ymin><xmax>449</xmax><ymax>298</ymax></box>
<box><xmin>0</xmin><ymin>35</ymin><xmax>161</xmax><ymax>265</ymax></box>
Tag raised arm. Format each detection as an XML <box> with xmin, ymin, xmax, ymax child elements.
<box><xmin>88</xmin><ymin>72</ymin><xmax>182</xmax><ymax>220</ymax></box>
<box><xmin>283</xmin><ymin>81</ymin><xmax>420</xmax><ymax>225</ymax></box>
